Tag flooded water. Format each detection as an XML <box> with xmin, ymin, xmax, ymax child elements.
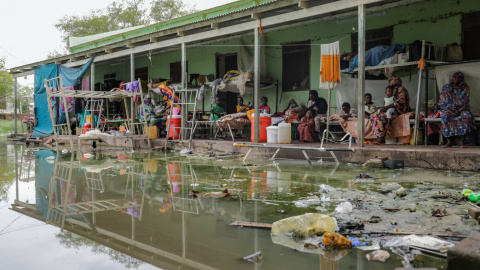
<box><xmin>0</xmin><ymin>142</ymin><xmax>479</xmax><ymax>269</ymax></box>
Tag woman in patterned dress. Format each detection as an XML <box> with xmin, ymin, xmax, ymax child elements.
<box><xmin>437</xmin><ymin>72</ymin><xmax>473</xmax><ymax>148</ymax></box>
<box><xmin>370</xmin><ymin>76</ymin><xmax>411</xmax><ymax>144</ymax></box>
<box><xmin>298</xmin><ymin>108</ymin><xmax>317</xmax><ymax>142</ymax></box>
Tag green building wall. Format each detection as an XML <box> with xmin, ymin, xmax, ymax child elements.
<box><xmin>91</xmin><ymin>0</ymin><xmax>479</xmax><ymax>113</ymax></box>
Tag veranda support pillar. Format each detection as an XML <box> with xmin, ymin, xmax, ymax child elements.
<box><xmin>357</xmin><ymin>4</ymin><xmax>366</xmax><ymax>147</ymax></box>
<box><xmin>14</xmin><ymin>77</ymin><xmax>17</xmax><ymax>134</ymax></box>
<box><xmin>254</xmin><ymin>27</ymin><xmax>260</xmax><ymax>143</ymax></box>
<box><xmin>181</xmin><ymin>42</ymin><xmax>187</xmax><ymax>140</ymax></box>
<box><xmin>130</xmin><ymin>53</ymin><xmax>135</xmax><ymax>131</ymax></box>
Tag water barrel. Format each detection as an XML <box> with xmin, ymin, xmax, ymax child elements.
<box><xmin>167</xmin><ymin>115</ymin><xmax>182</xmax><ymax>139</ymax></box>
<box><xmin>277</xmin><ymin>122</ymin><xmax>292</xmax><ymax>144</ymax></box>
<box><xmin>266</xmin><ymin>126</ymin><xmax>278</xmax><ymax>144</ymax></box>
<box><xmin>250</xmin><ymin>113</ymin><xmax>271</xmax><ymax>142</ymax></box>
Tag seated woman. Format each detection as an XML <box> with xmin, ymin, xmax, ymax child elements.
<box><xmin>139</xmin><ymin>94</ymin><xmax>165</xmax><ymax>129</ymax></box>
<box><xmin>284</xmin><ymin>105</ymin><xmax>307</xmax><ymax>123</ymax></box>
<box><xmin>210</xmin><ymin>97</ymin><xmax>225</xmax><ymax>121</ymax></box>
<box><xmin>370</xmin><ymin>76</ymin><xmax>411</xmax><ymax>144</ymax></box>
<box><xmin>340</xmin><ymin>102</ymin><xmax>358</xmax><ymax>120</ymax></box>
<box><xmin>298</xmin><ymin>109</ymin><xmax>317</xmax><ymax>142</ymax></box>
<box><xmin>260</xmin><ymin>96</ymin><xmax>271</xmax><ymax>114</ymax></box>
<box><xmin>437</xmin><ymin>72</ymin><xmax>474</xmax><ymax>148</ymax></box>
<box><xmin>236</xmin><ymin>96</ymin><xmax>248</xmax><ymax>113</ymax></box>
<box><xmin>290</xmin><ymin>90</ymin><xmax>328</xmax><ymax>133</ymax></box>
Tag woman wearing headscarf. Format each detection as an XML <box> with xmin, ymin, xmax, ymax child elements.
<box><xmin>370</xmin><ymin>76</ymin><xmax>411</xmax><ymax>143</ymax></box>
<box><xmin>139</xmin><ymin>94</ymin><xmax>165</xmax><ymax>128</ymax></box>
<box><xmin>437</xmin><ymin>72</ymin><xmax>473</xmax><ymax>148</ymax></box>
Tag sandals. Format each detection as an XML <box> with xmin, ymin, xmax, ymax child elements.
<box><xmin>371</xmin><ymin>141</ymin><xmax>384</xmax><ymax>145</ymax></box>
<box><xmin>441</xmin><ymin>144</ymin><xmax>452</xmax><ymax>148</ymax></box>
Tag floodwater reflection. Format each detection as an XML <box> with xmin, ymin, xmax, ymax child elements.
<box><xmin>3</xmin><ymin>145</ymin><xmax>468</xmax><ymax>269</ymax></box>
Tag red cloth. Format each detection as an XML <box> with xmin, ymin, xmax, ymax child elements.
<box><xmin>298</xmin><ymin>116</ymin><xmax>317</xmax><ymax>142</ymax></box>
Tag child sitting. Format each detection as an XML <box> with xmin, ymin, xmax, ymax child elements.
<box><xmin>340</xmin><ymin>102</ymin><xmax>358</xmax><ymax>120</ymax></box>
<box><xmin>298</xmin><ymin>108</ymin><xmax>317</xmax><ymax>142</ymax></box>
<box><xmin>364</xmin><ymin>93</ymin><xmax>379</xmax><ymax>117</ymax></box>
<box><xmin>378</xmin><ymin>86</ymin><xmax>396</xmax><ymax>130</ymax></box>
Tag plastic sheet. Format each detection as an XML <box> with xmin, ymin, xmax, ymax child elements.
<box><xmin>271</xmin><ymin>213</ymin><xmax>336</xmax><ymax>238</ymax></box>
<box><xmin>323</xmin><ymin>233</ymin><xmax>352</xmax><ymax>248</ymax></box>
<box><xmin>366</xmin><ymin>250</ymin><xmax>390</xmax><ymax>262</ymax></box>
<box><xmin>335</xmin><ymin>202</ymin><xmax>353</xmax><ymax>214</ymax></box>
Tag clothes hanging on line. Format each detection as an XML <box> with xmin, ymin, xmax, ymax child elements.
<box><xmin>320</xmin><ymin>41</ymin><xmax>341</xmax><ymax>89</ymax></box>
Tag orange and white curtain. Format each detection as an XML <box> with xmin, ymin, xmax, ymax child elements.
<box><xmin>320</xmin><ymin>41</ymin><xmax>341</xmax><ymax>89</ymax></box>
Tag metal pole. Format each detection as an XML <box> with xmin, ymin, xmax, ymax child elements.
<box><xmin>14</xmin><ymin>77</ymin><xmax>18</xmax><ymax>134</ymax></box>
<box><xmin>130</xmin><ymin>53</ymin><xmax>135</xmax><ymax>131</ymax></box>
<box><xmin>414</xmin><ymin>69</ymin><xmax>423</xmax><ymax>146</ymax></box>
<box><xmin>357</xmin><ymin>4</ymin><xmax>366</xmax><ymax>147</ymax></box>
<box><xmin>254</xmin><ymin>27</ymin><xmax>260</xmax><ymax>143</ymax></box>
<box><xmin>181</xmin><ymin>42</ymin><xmax>187</xmax><ymax>140</ymax></box>
<box><xmin>424</xmin><ymin>63</ymin><xmax>429</xmax><ymax>145</ymax></box>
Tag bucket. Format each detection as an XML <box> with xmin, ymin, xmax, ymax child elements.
<box><xmin>250</xmin><ymin>113</ymin><xmax>271</xmax><ymax>142</ymax></box>
<box><xmin>266</xmin><ymin>126</ymin><xmax>278</xmax><ymax>143</ymax></box>
<box><xmin>167</xmin><ymin>115</ymin><xmax>182</xmax><ymax>139</ymax></box>
<box><xmin>409</xmin><ymin>129</ymin><xmax>423</xmax><ymax>145</ymax></box>
<box><xmin>277</xmin><ymin>122</ymin><xmax>292</xmax><ymax>144</ymax></box>
<box><xmin>147</xmin><ymin>126</ymin><xmax>158</xmax><ymax>139</ymax></box>
<box><xmin>82</xmin><ymin>123</ymin><xmax>91</xmax><ymax>134</ymax></box>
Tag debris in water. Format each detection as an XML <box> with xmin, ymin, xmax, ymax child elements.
<box><xmin>431</xmin><ymin>208</ymin><xmax>447</xmax><ymax>217</ymax></box>
<box><xmin>369</xmin><ymin>216</ymin><xmax>382</xmax><ymax>223</ymax></box>
<box><xmin>335</xmin><ymin>202</ymin><xmax>353</xmax><ymax>214</ymax></box>
<box><xmin>323</xmin><ymin>233</ymin><xmax>352</xmax><ymax>248</ymax></box>
<box><xmin>355</xmin><ymin>173</ymin><xmax>374</xmax><ymax>179</ymax></box>
<box><xmin>243</xmin><ymin>251</ymin><xmax>263</xmax><ymax>265</ymax></box>
<box><xmin>395</xmin><ymin>187</ymin><xmax>407</xmax><ymax>197</ymax></box>
<box><xmin>366</xmin><ymin>250</ymin><xmax>390</xmax><ymax>262</ymax></box>
<box><xmin>180</xmin><ymin>149</ymin><xmax>193</xmax><ymax>155</ymax></box>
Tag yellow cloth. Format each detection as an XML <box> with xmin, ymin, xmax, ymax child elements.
<box><xmin>320</xmin><ymin>41</ymin><xmax>341</xmax><ymax>89</ymax></box>
<box><xmin>247</xmin><ymin>109</ymin><xmax>254</xmax><ymax>120</ymax></box>
<box><xmin>236</xmin><ymin>104</ymin><xmax>247</xmax><ymax>113</ymax></box>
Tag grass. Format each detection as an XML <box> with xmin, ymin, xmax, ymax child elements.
<box><xmin>0</xmin><ymin>120</ymin><xmax>23</xmax><ymax>134</ymax></box>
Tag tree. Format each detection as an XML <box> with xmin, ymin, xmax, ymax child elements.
<box><xmin>54</xmin><ymin>0</ymin><xmax>196</xmax><ymax>51</ymax></box>
<box><xmin>0</xmin><ymin>57</ymin><xmax>14</xmax><ymax>97</ymax></box>
<box><xmin>149</xmin><ymin>0</ymin><xmax>196</xmax><ymax>22</ymax></box>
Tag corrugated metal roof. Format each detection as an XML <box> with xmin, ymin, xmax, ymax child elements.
<box><xmin>70</xmin><ymin>0</ymin><xmax>281</xmax><ymax>53</ymax></box>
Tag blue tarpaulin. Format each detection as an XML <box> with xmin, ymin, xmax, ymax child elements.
<box><xmin>348</xmin><ymin>43</ymin><xmax>406</xmax><ymax>73</ymax></box>
<box><xmin>32</xmin><ymin>57</ymin><xmax>95</xmax><ymax>137</ymax></box>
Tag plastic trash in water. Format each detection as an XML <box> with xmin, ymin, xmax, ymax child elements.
<box><xmin>243</xmin><ymin>251</ymin><xmax>263</xmax><ymax>265</ymax></box>
<box><xmin>334</xmin><ymin>202</ymin><xmax>353</xmax><ymax>214</ymax></box>
<box><xmin>180</xmin><ymin>149</ymin><xmax>193</xmax><ymax>155</ymax></box>
<box><xmin>294</xmin><ymin>198</ymin><xmax>322</xmax><ymax>207</ymax></box>
<box><xmin>347</xmin><ymin>237</ymin><xmax>369</xmax><ymax>248</ymax></box>
<box><xmin>366</xmin><ymin>250</ymin><xmax>390</xmax><ymax>262</ymax></box>
<box><xmin>271</xmin><ymin>213</ymin><xmax>336</xmax><ymax>238</ymax></box>
<box><xmin>320</xmin><ymin>194</ymin><xmax>331</xmax><ymax>202</ymax></box>
<box><xmin>468</xmin><ymin>193</ymin><xmax>480</xmax><ymax>203</ymax></box>
<box><xmin>320</xmin><ymin>184</ymin><xmax>336</xmax><ymax>193</ymax></box>
<box><xmin>323</xmin><ymin>233</ymin><xmax>352</xmax><ymax>248</ymax></box>
<box><xmin>358</xmin><ymin>242</ymin><xmax>380</xmax><ymax>251</ymax></box>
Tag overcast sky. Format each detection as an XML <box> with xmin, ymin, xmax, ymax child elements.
<box><xmin>1</xmin><ymin>0</ymin><xmax>236</xmax><ymax>87</ymax></box>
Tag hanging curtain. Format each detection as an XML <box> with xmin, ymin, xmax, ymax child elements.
<box><xmin>320</xmin><ymin>41</ymin><xmax>341</xmax><ymax>89</ymax></box>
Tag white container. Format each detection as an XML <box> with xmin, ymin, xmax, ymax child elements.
<box><xmin>266</xmin><ymin>126</ymin><xmax>278</xmax><ymax>144</ymax></box>
<box><xmin>277</xmin><ymin>122</ymin><xmax>292</xmax><ymax>144</ymax></box>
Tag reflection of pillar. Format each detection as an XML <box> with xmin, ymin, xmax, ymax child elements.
<box><xmin>254</xmin><ymin>195</ymin><xmax>258</xmax><ymax>270</ymax></box>
<box><xmin>319</xmin><ymin>254</ymin><xmax>339</xmax><ymax>270</ymax></box>
<box><xmin>15</xmin><ymin>146</ymin><xmax>18</xmax><ymax>201</ymax></box>
<box><xmin>182</xmin><ymin>212</ymin><xmax>186</xmax><ymax>258</ymax></box>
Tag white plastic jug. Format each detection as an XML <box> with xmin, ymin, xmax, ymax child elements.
<box><xmin>277</xmin><ymin>122</ymin><xmax>292</xmax><ymax>144</ymax></box>
<box><xmin>266</xmin><ymin>126</ymin><xmax>278</xmax><ymax>144</ymax></box>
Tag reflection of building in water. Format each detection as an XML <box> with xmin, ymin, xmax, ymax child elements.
<box><xmin>11</xmin><ymin>150</ymin><xmax>362</xmax><ymax>270</ymax></box>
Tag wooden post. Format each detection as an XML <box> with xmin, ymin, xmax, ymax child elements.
<box><xmin>357</xmin><ymin>4</ymin><xmax>366</xmax><ymax>147</ymax></box>
<box><xmin>254</xmin><ymin>27</ymin><xmax>260</xmax><ymax>143</ymax></box>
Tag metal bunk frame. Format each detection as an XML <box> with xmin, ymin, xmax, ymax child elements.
<box><xmin>341</xmin><ymin>40</ymin><xmax>447</xmax><ymax>146</ymax></box>
<box><xmin>45</xmin><ymin>76</ymin><xmax>151</xmax><ymax>148</ymax></box>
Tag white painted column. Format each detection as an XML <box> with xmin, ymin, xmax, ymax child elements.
<box><xmin>181</xmin><ymin>42</ymin><xmax>187</xmax><ymax>140</ymax></box>
<box><xmin>90</xmin><ymin>62</ymin><xmax>95</xmax><ymax>90</ymax></box>
<box><xmin>357</xmin><ymin>4</ymin><xmax>366</xmax><ymax>147</ymax></box>
<box><xmin>14</xmin><ymin>77</ymin><xmax>18</xmax><ymax>134</ymax></box>
<box><xmin>254</xmin><ymin>27</ymin><xmax>260</xmax><ymax>143</ymax></box>
<box><xmin>130</xmin><ymin>53</ymin><xmax>135</xmax><ymax>130</ymax></box>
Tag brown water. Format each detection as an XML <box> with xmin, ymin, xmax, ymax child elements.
<box><xmin>0</xmin><ymin>143</ymin><xmax>478</xmax><ymax>270</ymax></box>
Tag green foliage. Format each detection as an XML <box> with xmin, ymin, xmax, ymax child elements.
<box><xmin>149</xmin><ymin>0</ymin><xmax>196</xmax><ymax>22</ymax></box>
<box><xmin>0</xmin><ymin>57</ymin><xmax>14</xmax><ymax>97</ymax></box>
<box><xmin>55</xmin><ymin>0</ymin><xmax>196</xmax><ymax>50</ymax></box>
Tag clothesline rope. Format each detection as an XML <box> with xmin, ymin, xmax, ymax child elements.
<box><xmin>190</xmin><ymin>31</ymin><xmax>357</xmax><ymax>48</ymax></box>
